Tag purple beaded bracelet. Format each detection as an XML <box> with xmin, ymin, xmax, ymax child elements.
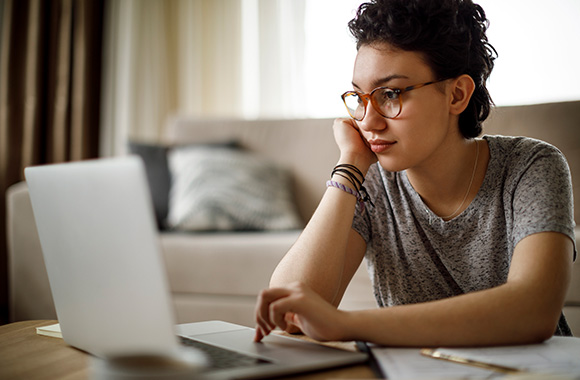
<box><xmin>326</xmin><ymin>180</ymin><xmax>365</xmax><ymax>210</ymax></box>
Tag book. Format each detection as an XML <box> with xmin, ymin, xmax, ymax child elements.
<box><xmin>36</xmin><ymin>323</ymin><xmax>62</xmax><ymax>338</ymax></box>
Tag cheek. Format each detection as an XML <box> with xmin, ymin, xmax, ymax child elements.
<box><xmin>399</xmin><ymin>94</ymin><xmax>452</xmax><ymax>143</ymax></box>
<box><xmin>379</xmin><ymin>116</ymin><xmax>451</xmax><ymax>171</ymax></box>
<box><xmin>407</xmin><ymin>94</ymin><xmax>449</xmax><ymax>125</ymax></box>
<box><xmin>377</xmin><ymin>92</ymin><xmax>453</xmax><ymax>171</ymax></box>
<box><xmin>374</xmin><ymin>127</ymin><xmax>431</xmax><ymax>171</ymax></box>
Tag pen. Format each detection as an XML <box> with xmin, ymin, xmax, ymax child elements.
<box><xmin>420</xmin><ymin>348</ymin><xmax>527</xmax><ymax>375</ymax></box>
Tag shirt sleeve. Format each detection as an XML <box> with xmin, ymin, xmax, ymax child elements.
<box><xmin>510</xmin><ymin>140</ymin><xmax>576</xmax><ymax>258</ymax></box>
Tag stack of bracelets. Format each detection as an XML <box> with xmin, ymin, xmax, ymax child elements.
<box><xmin>326</xmin><ymin>164</ymin><xmax>374</xmax><ymax>211</ymax></box>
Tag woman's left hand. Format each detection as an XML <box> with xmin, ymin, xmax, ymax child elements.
<box><xmin>254</xmin><ymin>282</ymin><xmax>350</xmax><ymax>342</ymax></box>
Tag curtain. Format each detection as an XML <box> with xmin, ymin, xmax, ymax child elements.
<box><xmin>100</xmin><ymin>0</ymin><xmax>243</xmax><ymax>155</ymax></box>
<box><xmin>0</xmin><ymin>0</ymin><xmax>103</xmax><ymax>324</ymax></box>
<box><xmin>99</xmin><ymin>0</ymin><xmax>306</xmax><ymax>156</ymax></box>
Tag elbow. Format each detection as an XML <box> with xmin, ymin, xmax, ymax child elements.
<box><xmin>529</xmin><ymin>323</ymin><xmax>556</xmax><ymax>344</ymax></box>
<box><xmin>522</xmin><ymin>310</ymin><xmax>562</xmax><ymax>344</ymax></box>
<box><xmin>537</xmin><ymin>313</ymin><xmax>562</xmax><ymax>341</ymax></box>
<box><xmin>507</xmin><ymin>295</ymin><xmax>564</xmax><ymax>344</ymax></box>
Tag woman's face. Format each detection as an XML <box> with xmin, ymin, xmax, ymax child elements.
<box><xmin>351</xmin><ymin>42</ymin><xmax>460</xmax><ymax>173</ymax></box>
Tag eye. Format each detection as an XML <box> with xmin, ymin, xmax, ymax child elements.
<box><xmin>375</xmin><ymin>88</ymin><xmax>398</xmax><ymax>104</ymax></box>
<box><xmin>382</xmin><ymin>89</ymin><xmax>398</xmax><ymax>100</ymax></box>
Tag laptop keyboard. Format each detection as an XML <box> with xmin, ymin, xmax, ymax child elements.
<box><xmin>179</xmin><ymin>336</ymin><xmax>271</xmax><ymax>370</ymax></box>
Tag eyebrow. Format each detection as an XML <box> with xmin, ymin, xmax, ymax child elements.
<box><xmin>352</xmin><ymin>74</ymin><xmax>410</xmax><ymax>91</ymax></box>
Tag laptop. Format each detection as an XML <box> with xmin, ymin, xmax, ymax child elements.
<box><xmin>24</xmin><ymin>156</ymin><xmax>367</xmax><ymax>379</ymax></box>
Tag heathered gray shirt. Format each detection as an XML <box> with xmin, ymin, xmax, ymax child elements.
<box><xmin>352</xmin><ymin>135</ymin><xmax>576</xmax><ymax>335</ymax></box>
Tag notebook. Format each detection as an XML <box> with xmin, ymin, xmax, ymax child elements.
<box><xmin>24</xmin><ymin>156</ymin><xmax>367</xmax><ymax>379</ymax></box>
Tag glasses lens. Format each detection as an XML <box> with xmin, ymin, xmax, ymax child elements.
<box><xmin>372</xmin><ymin>88</ymin><xmax>400</xmax><ymax>118</ymax></box>
<box><xmin>343</xmin><ymin>93</ymin><xmax>365</xmax><ymax>120</ymax></box>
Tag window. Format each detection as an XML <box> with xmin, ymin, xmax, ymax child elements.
<box><xmin>301</xmin><ymin>0</ymin><xmax>580</xmax><ymax>118</ymax></box>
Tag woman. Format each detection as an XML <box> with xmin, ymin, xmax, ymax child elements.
<box><xmin>254</xmin><ymin>0</ymin><xmax>576</xmax><ymax>346</ymax></box>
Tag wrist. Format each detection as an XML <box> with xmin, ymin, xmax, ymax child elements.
<box><xmin>337</xmin><ymin>156</ymin><xmax>372</xmax><ymax>177</ymax></box>
<box><xmin>329</xmin><ymin>164</ymin><xmax>375</xmax><ymax>211</ymax></box>
<box><xmin>329</xmin><ymin>176</ymin><xmax>357</xmax><ymax>192</ymax></box>
<box><xmin>336</xmin><ymin>310</ymin><xmax>360</xmax><ymax>341</ymax></box>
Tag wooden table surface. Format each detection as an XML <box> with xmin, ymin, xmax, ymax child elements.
<box><xmin>0</xmin><ymin>320</ymin><xmax>377</xmax><ymax>380</ymax></box>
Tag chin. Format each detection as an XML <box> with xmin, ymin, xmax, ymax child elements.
<box><xmin>376</xmin><ymin>158</ymin><xmax>408</xmax><ymax>173</ymax></box>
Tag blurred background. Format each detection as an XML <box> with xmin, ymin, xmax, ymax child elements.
<box><xmin>1</xmin><ymin>0</ymin><xmax>579</xmax><ymax>325</ymax></box>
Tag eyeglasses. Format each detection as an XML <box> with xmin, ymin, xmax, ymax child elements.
<box><xmin>341</xmin><ymin>79</ymin><xmax>447</xmax><ymax>121</ymax></box>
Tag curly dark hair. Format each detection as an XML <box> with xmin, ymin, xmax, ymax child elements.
<box><xmin>348</xmin><ymin>0</ymin><xmax>497</xmax><ymax>138</ymax></box>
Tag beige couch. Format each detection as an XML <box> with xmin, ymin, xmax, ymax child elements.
<box><xmin>7</xmin><ymin>101</ymin><xmax>580</xmax><ymax>336</ymax></box>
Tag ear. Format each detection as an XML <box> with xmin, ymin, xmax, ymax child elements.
<box><xmin>449</xmin><ymin>74</ymin><xmax>476</xmax><ymax>115</ymax></box>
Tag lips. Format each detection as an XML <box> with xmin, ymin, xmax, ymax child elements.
<box><xmin>368</xmin><ymin>139</ymin><xmax>396</xmax><ymax>153</ymax></box>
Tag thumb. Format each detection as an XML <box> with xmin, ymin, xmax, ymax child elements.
<box><xmin>285</xmin><ymin>312</ymin><xmax>301</xmax><ymax>329</ymax></box>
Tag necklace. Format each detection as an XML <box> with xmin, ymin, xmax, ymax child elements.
<box><xmin>439</xmin><ymin>139</ymin><xmax>480</xmax><ymax>220</ymax></box>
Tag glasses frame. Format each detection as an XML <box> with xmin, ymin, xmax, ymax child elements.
<box><xmin>341</xmin><ymin>78</ymin><xmax>448</xmax><ymax>121</ymax></box>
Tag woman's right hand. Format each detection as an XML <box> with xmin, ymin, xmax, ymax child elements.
<box><xmin>332</xmin><ymin>118</ymin><xmax>377</xmax><ymax>174</ymax></box>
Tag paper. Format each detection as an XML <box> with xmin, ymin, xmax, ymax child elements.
<box><xmin>371</xmin><ymin>346</ymin><xmax>498</xmax><ymax>379</ymax></box>
<box><xmin>434</xmin><ymin>337</ymin><xmax>580</xmax><ymax>375</ymax></box>
<box><xmin>36</xmin><ymin>323</ymin><xmax>62</xmax><ymax>338</ymax></box>
<box><xmin>370</xmin><ymin>336</ymin><xmax>580</xmax><ymax>380</ymax></box>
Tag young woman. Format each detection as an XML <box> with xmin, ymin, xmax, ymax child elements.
<box><xmin>254</xmin><ymin>0</ymin><xmax>576</xmax><ymax>347</ymax></box>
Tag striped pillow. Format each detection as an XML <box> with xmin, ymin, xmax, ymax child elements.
<box><xmin>166</xmin><ymin>145</ymin><xmax>303</xmax><ymax>231</ymax></box>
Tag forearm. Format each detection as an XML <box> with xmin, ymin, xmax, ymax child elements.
<box><xmin>330</xmin><ymin>231</ymin><xmax>572</xmax><ymax>347</ymax></box>
<box><xmin>269</xmin><ymin>119</ymin><xmax>376</xmax><ymax>304</ymax></box>
<box><xmin>343</xmin><ymin>281</ymin><xmax>564</xmax><ymax>347</ymax></box>
<box><xmin>270</xmin><ymin>175</ymin><xmax>360</xmax><ymax>304</ymax></box>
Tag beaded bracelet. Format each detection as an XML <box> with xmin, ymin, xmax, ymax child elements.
<box><xmin>326</xmin><ymin>180</ymin><xmax>360</xmax><ymax>200</ymax></box>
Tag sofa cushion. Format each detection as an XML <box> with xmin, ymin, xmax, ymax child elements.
<box><xmin>166</xmin><ymin>145</ymin><xmax>303</xmax><ymax>231</ymax></box>
<box><xmin>160</xmin><ymin>231</ymin><xmax>301</xmax><ymax>295</ymax></box>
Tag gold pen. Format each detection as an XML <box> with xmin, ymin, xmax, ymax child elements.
<box><xmin>420</xmin><ymin>348</ymin><xmax>528</xmax><ymax>375</ymax></box>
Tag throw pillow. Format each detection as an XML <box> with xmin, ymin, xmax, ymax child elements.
<box><xmin>128</xmin><ymin>140</ymin><xmax>239</xmax><ymax>230</ymax></box>
<box><xmin>166</xmin><ymin>145</ymin><xmax>303</xmax><ymax>231</ymax></box>
<box><xmin>128</xmin><ymin>141</ymin><xmax>171</xmax><ymax>229</ymax></box>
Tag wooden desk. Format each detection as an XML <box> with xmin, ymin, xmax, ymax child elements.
<box><xmin>0</xmin><ymin>321</ymin><xmax>377</xmax><ymax>380</ymax></box>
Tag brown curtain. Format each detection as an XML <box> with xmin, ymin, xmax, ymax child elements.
<box><xmin>0</xmin><ymin>0</ymin><xmax>103</xmax><ymax>324</ymax></box>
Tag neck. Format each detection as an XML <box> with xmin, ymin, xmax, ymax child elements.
<box><xmin>406</xmin><ymin>138</ymin><xmax>485</xmax><ymax>220</ymax></box>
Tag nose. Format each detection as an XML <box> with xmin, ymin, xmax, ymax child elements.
<box><xmin>358</xmin><ymin>102</ymin><xmax>388</xmax><ymax>133</ymax></box>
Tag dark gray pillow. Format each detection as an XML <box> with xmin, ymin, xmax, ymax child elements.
<box><xmin>128</xmin><ymin>142</ymin><xmax>171</xmax><ymax>229</ymax></box>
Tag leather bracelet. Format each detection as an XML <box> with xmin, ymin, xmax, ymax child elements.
<box><xmin>329</xmin><ymin>164</ymin><xmax>373</xmax><ymax>211</ymax></box>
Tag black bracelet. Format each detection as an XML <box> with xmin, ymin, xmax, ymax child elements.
<box><xmin>332</xmin><ymin>169</ymin><xmax>362</xmax><ymax>191</ymax></box>
<box><xmin>335</xmin><ymin>164</ymin><xmax>364</xmax><ymax>181</ymax></box>
<box><xmin>330</xmin><ymin>164</ymin><xmax>373</xmax><ymax>210</ymax></box>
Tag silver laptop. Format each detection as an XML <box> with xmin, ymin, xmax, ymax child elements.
<box><xmin>24</xmin><ymin>156</ymin><xmax>367</xmax><ymax>379</ymax></box>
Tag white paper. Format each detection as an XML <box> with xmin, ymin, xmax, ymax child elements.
<box><xmin>436</xmin><ymin>337</ymin><xmax>580</xmax><ymax>375</ymax></box>
<box><xmin>36</xmin><ymin>323</ymin><xmax>62</xmax><ymax>338</ymax></box>
<box><xmin>370</xmin><ymin>337</ymin><xmax>580</xmax><ymax>380</ymax></box>
<box><xmin>372</xmin><ymin>347</ymin><xmax>499</xmax><ymax>379</ymax></box>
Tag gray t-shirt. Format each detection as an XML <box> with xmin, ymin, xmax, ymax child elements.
<box><xmin>352</xmin><ymin>135</ymin><xmax>576</xmax><ymax>335</ymax></box>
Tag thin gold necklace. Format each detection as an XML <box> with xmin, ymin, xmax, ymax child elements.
<box><xmin>440</xmin><ymin>139</ymin><xmax>479</xmax><ymax>220</ymax></box>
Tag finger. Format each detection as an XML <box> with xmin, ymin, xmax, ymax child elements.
<box><xmin>269</xmin><ymin>301</ymin><xmax>289</xmax><ymax>332</ymax></box>
<box><xmin>255</xmin><ymin>314</ymin><xmax>272</xmax><ymax>337</ymax></box>
<box><xmin>253</xmin><ymin>325</ymin><xmax>266</xmax><ymax>342</ymax></box>
<box><xmin>353</xmin><ymin>122</ymin><xmax>372</xmax><ymax>150</ymax></box>
<box><xmin>255</xmin><ymin>288</ymin><xmax>283</xmax><ymax>329</ymax></box>
<box><xmin>284</xmin><ymin>312</ymin><xmax>301</xmax><ymax>334</ymax></box>
<box><xmin>269</xmin><ymin>295</ymin><xmax>303</xmax><ymax>332</ymax></box>
<box><xmin>255</xmin><ymin>288</ymin><xmax>293</xmax><ymax>330</ymax></box>
<box><xmin>255</xmin><ymin>290</ymin><xmax>273</xmax><ymax>330</ymax></box>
